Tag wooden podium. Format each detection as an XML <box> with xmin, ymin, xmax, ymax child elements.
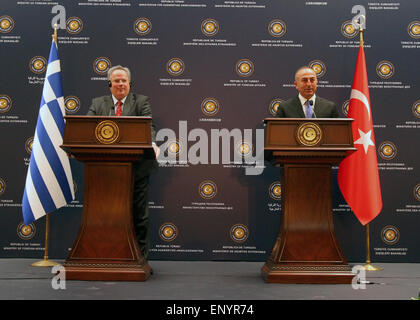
<box><xmin>262</xmin><ymin>118</ymin><xmax>356</xmax><ymax>284</ymax></box>
<box><xmin>60</xmin><ymin>116</ymin><xmax>154</xmax><ymax>281</ymax></box>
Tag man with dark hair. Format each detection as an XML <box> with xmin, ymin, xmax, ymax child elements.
<box><xmin>276</xmin><ymin>66</ymin><xmax>339</xmax><ymax>118</ymax></box>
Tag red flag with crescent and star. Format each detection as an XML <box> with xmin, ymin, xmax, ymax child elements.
<box><xmin>338</xmin><ymin>44</ymin><xmax>383</xmax><ymax>225</ymax></box>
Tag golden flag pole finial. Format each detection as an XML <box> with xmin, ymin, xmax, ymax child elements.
<box><xmin>52</xmin><ymin>23</ymin><xmax>58</xmax><ymax>44</ymax></box>
<box><xmin>356</xmin><ymin>15</ymin><xmax>365</xmax><ymax>48</ymax></box>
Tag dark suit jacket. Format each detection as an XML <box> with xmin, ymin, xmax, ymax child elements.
<box><xmin>87</xmin><ymin>93</ymin><xmax>157</xmax><ymax>177</ymax></box>
<box><xmin>276</xmin><ymin>95</ymin><xmax>339</xmax><ymax>118</ymax></box>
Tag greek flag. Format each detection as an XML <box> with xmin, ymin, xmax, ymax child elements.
<box><xmin>22</xmin><ymin>39</ymin><xmax>74</xmax><ymax>225</ymax></box>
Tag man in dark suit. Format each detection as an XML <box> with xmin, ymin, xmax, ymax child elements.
<box><xmin>87</xmin><ymin>65</ymin><xmax>159</xmax><ymax>260</ymax></box>
<box><xmin>276</xmin><ymin>66</ymin><xmax>339</xmax><ymax>118</ymax></box>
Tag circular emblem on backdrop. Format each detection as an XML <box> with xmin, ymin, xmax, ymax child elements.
<box><xmin>166</xmin><ymin>58</ymin><xmax>185</xmax><ymax>76</ymax></box>
<box><xmin>269</xmin><ymin>98</ymin><xmax>284</xmax><ymax>116</ymax></box>
<box><xmin>340</xmin><ymin>20</ymin><xmax>359</xmax><ymax>38</ymax></box>
<box><xmin>407</xmin><ymin>21</ymin><xmax>420</xmax><ymax>39</ymax></box>
<box><xmin>201</xmin><ymin>97</ymin><xmax>220</xmax><ymax>116</ymax></box>
<box><xmin>412</xmin><ymin>100</ymin><xmax>420</xmax><ymax>119</ymax></box>
<box><xmin>134</xmin><ymin>17</ymin><xmax>152</xmax><ymax>36</ymax></box>
<box><xmin>201</xmin><ymin>18</ymin><xmax>219</xmax><ymax>37</ymax></box>
<box><xmin>413</xmin><ymin>184</ymin><xmax>420</xmax><ymax>202</ymax></box>
<box><xmin>230</xmin><ymin>224</ymin><xmax>249</xmax><ymax>243</ymax></box>
<box><xmin>268</xmin><ymin>19</ymin><xmax>286</xmax><ymax>38</ymax></box>
<box><xmin>95</xmin><ymin>120</ymin><xmax>120</xmax><ymax>144</ymax></box>
<box><xmin>168</xmin><ymin>141</ymin><xmax>180</xmax><ymax>154</ymax></box>
<box><xmin>29</xmin><ymin>56</ymin><xmax>48</xmax><ymax>74</ymax></box>
<box><xmin>308</xmin><ymin>60</ymin><xmax>326</xmax><ymax>78</ymax></box>
<box><xmin>93</xmin><ymin>57</ymin><xmax>111</xmax><ymax>76</ymax></box>
<box><xmin>199</xmin><ymin>180</ymin><xmax>217</xmax><ymax>200</ymax></box>
<box><xmin>25</xmin><ymin>137</ymin><xmax>34</xmax><ymax>154</ymax></box>
<box><xmin>64</xmin><ymin>96</ymin><xmax>81</xmax><ymax>114</ymax></box>
<box><xmin>164</xmin><ymin>139</ymin><xmax>182</xmax><ymax>157</ymax></box>
<box><xmin>17</xmin><ymin>222</ymin><xmax>36</xmax><ymax>241</ymax></box>
<box><xmin>0</xmin><ymin>94</ymin><xmax>12</xmax><ymax>113</ymax></box>
<box><xmin>0</xmin><ymin>178</ymin><xmax>6</xmax><ymax>196</ymax></box>
<box><xmin>381</xmin><ymin>225</ymin><xmax>400</xmax><ymax>245</ymax></box>
<box><xmin>378</xmin><ymin>141</ymin><xmax>397</xmax><ymax>160</ymax></box>
<box><xmin>235</xmin><ymin>140</ymin><xmax>253</xmax><ymax>158</ymax></box>
<box><xmin>296</xmin><ymin>122</ymin><xmax>322</xmax><ymax>146</ymax></box>
<box><xmin>376</xmin><ymin>60</ymin><xmax>395</xmax><ymax>79</ymax></box>
<box><xmin>0</xmin><ymin>15</ymin><xmax>14</xmax><ymax>33</ymax></box>
<box><xmin>159</xmin><ymin>223</ymin><xmax>178</xmax><ymax>242</ymax></box>
<box><xmin>66</xmin><ymin>17</ymin><xmax>83</xmax><ymax>35</ymax></box>
<box><xmin>236</xmin><ymin>59</ymin><xmax>254</xmax><ymax>77</ymax></box>
<box><xmin>342</xmin><ymin>100</ymin><xmax>350</xmax><ymax>117</ymax></box>
<box><xmin>269</xmin><ymin>181</ymin><xmax>282</xmax><ymax>201</ymax></box>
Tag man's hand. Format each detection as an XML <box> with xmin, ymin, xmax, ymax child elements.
<box><xmin>152</xmin><ymin>144</ymin><xmax>160</xmax><ymax>159</ymax></box>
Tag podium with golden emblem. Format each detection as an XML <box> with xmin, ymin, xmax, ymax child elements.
<box><xmin>262</xmin><ymin>118</ymin><xmax>356</xmax><ymax>283</ymax></box>
<box><xmin>60</xmin><ymin>116</ymin><xmax>154</xmax><ymax>281</ymax></box>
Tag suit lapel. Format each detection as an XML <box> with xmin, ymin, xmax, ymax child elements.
<box><xmin>314</xmin><ymin>96</ymin><xmax>323</xmax><ymax>118</ymax></box>
<box><xmin>293</xmin><ymin>96</ymin><xmax>306</xmax><ymax>118</ymax></box>
<box><xmin>103</xmin><ymin>96</ymin><xmax>114</xmax><ymax>116</ymax></box>
<box><xmin>122</xmin><ymin>93</ymin><xmax>135</xmax><ymax>116</ymax></box>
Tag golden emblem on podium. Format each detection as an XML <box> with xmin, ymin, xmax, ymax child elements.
<box><xmin>296</xmin><ymin>122</ymin><xmax>322</xmax><ymax>146</ymax></box>
<box><xmin>95</xmin><ymin>120</ymin><xmax>119</xmax><ymax>144</ymax></box>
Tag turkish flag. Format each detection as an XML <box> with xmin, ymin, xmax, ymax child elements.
<box><xmin>338</xmin><ymin>45</ymin><xmax>383</xmax><ymax>225</ymax></box>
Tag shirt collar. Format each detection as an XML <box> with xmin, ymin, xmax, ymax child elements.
<box><xmin>111</xmin><ymin>95</ymin><xmax>127</xmax><ymax>105</ymax></box>
<box><xmin>298</xmin><ymin>93</ymin><xmax>316</xmax><ymax>106</ymax></box>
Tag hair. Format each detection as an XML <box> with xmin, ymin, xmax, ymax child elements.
<box><xmin>107</xmin><ymin>65</ymin><xmax>131</xmax><ymax>81</ymax></box>
<box><xmin>294</xmin><ymin>65</ymin><xmax>315</xmax><ymax>80</ymax></box>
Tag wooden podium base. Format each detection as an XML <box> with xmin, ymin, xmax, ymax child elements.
<box><xmin>63</xmin><ymin>261</ymin><xmax>151</xmax><ymax>281</ymax></box>
<box><xmin>63</xmin><ymin>162</ymin><xmax>150</xmax><ymax>282</ymax></box>
<box><xmin>262</xmin><ymin>163</ymin><xmax>354</xmax><ymax>284</ymax></box>
<box><xmin>261</xmin><ymin>262</ymin><xmax>354</xmax><ymax>284</ymax></box>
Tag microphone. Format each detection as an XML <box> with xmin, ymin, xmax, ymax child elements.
<box><xmin>309</xmin><ymin>100</ymin><xmax>317</xmax><ymax>118</ymax></box>
<box><xmin>109</xmin><ymin>106</ymin><xmax>115</xmax><ymax>116</ymax></box>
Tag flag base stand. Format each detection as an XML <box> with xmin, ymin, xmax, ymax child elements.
<box><xmin>31</xmin><ymin>258</ymin><xmax>60</xmax><ymax>267</ymax></box>
<box><xmin>362</xmin><ymin>223</ymin><xmax>383</xmax><ymax>272</ymax></box>
<box><xmin>363</xmin><ymin>263</ymin><xmax>383</xmax><ymax>271</ymax></box>
<box><xmin>30</xmin><ymin>214</ymin><xmax>60</xmax><ymax>268</ymax></box>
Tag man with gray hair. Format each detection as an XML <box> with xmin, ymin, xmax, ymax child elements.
<box><xmin>87</xmin><ymin>65</ymin><xmax>159</xmax><ymax>262</ymax></box>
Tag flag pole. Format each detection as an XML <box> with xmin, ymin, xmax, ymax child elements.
<box><xmin>31</xmin><ymin>214</ymin><xmax>59</xmax><ymax>267</ymax></box>
<box><xmin>363</xmin><ymin>223</ymin><xmax>382</xmax><ymax>271</ymax></box>
<box><xmin>31</xmin><ymin>24</ymin><xmax>60</xmax><ymax>268</ymax></box>
<box><xmin>355</xmin><ymin>20</ymin><xmax>382</xmax><ymax>272</ymax></box>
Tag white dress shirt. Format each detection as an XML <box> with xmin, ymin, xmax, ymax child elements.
<box><xmin>111</xmin><ymin>95</ymin><xmax>127</xmax><ymax>115</ymax></box>
<box><xmin>298</xmin><ymin>93</ymin><xmax>316</xmax><ymax>118</ymax></box>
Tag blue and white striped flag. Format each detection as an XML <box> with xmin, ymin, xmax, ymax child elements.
<box><xmin>22</xmin><ymin>39</ymin><xmax>74</xmax><ymax>225</ymax></box>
